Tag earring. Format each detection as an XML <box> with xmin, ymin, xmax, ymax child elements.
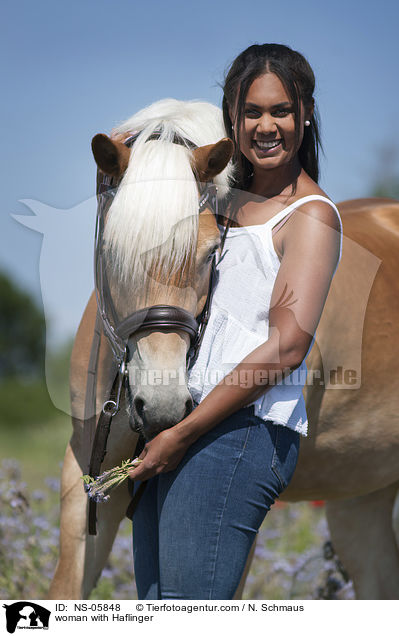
<box><xmin>304</xmin><ymin>120</ymin><xmax>311</xmax><ymax>127</ymax></box>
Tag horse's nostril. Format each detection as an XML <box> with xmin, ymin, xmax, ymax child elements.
<box><xmin>134</xmin><ymin>397</ymin><xmax>145</xmax><ymax>420</ymax></box>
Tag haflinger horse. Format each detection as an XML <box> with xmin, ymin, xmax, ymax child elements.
<box><xmin>48</xmin><ymin>99</ymin><xmax>235</xmax><ymax>599</ymax></box>
<box><xmin>48</xmin><ymin>99</ymin><xmax>399</xmax><ymax>601</ymax></box>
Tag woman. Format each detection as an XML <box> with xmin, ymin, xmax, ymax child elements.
<box><xmin>129</xmin><ymin>43</ymin><xmax>342</xmax><ymax>599</ymax></box>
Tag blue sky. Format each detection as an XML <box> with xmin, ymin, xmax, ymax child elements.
<box><xmin>2</xmin><ymin>0</ymin><xmax>399</xmax><ymax>342</ymax></box>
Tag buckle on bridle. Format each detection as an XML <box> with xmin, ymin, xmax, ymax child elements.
<box><xmin>101</xmin><ymin>354</ymin><xmax>128</xmax><ymax>415</ymax></box>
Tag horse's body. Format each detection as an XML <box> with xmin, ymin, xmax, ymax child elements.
<box><xmin>47</xmin><ymin>101</ymin><xmax>399</xmax><ymax>600</ymax></box>
<box><xmin>285</xmin><ymin>197</ymin><xmax>399</xmax><ymax>599</ymax></box>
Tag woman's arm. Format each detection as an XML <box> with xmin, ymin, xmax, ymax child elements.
<box><xmin>129</xmin><ymin>201</ymin><xmax>342</xmax><ymax>480</ymax></box>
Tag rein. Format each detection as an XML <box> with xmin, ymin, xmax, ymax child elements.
<box><xmin>87</xmin><ymin>131</ymin><xmax>219</xmax><ymax>534</ymax></box>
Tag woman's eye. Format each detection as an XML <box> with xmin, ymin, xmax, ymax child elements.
<box><xmin>273</xmin><ymin>109</ymin><xmax>292</xmax><ymax>117</ymax></box>
<box><xmin>244</xmin><ymin>109</ymin><xmax>260</xmax><ymax>118</ymax></box>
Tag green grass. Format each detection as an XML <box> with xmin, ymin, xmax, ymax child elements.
<box><xmin>0</xmin><ymin>394</ymin><xmax>352</xmax><ymax>600</ymax></box>
<box><xmin>0</xmin><ymin>379</ymin><xmax>59</xmax><ymax>426</ymax></box>
<box><xmin>0</xmin><ymin>413</ymin><xmax>71</xmax><ymax>489</ymax></box>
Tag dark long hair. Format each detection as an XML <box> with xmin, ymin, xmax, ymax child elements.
<box><xmin>222</xmin><ymin>43</ymin><xmax>322</xmax><ymax>190</ymax></box>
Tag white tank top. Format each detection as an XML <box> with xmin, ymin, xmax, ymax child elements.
<box><xmin>187</xmin><ymin>195</ymin><xmax>343</xmax><ymax>437</ymax></box>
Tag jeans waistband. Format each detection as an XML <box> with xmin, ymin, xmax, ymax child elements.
<box><xmin>243</xmin><ymin>404</ymin><xmax>255</xmax><ymax>415</ymax></box>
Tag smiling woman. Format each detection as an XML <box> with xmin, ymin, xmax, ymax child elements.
<box><xmin>223</xmin><ymin>44</ymin><xmax>321</xmax><ymax>196</ymax></box>
<box><xmin>129</xmin><ymin>44</ymin><xmax>342</xmax><ymax>600</ymax></box>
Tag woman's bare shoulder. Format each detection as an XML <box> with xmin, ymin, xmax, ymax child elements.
<box><xmin>291</xmin><ymin>177</ymin><xmax>341</xmax><ymax>232</ymax></box>
<box><xmin>295</xmin><ymin>197</ymin><xmax>341</xmax><ymax>233</ymax></box>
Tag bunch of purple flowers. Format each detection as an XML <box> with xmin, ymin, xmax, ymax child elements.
<box><xmin>82</xmin><ymin>458</ymin><xmax>142</xmax><ymax>503</ymax></box>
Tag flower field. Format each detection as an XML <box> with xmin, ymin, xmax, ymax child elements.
<box><xmin>0</xmin><ymin>451</ymin><xmax>354</xmax><ymax>600</ymax></box>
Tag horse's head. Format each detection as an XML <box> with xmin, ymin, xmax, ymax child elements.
<box><xmin>91</xmin><ymin>101</ymin><xmax>233</xmax><ymax>439</ymax></box>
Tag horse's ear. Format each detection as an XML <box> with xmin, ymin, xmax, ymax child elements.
<box><xmin>192</xmin><ymin>138</ymin><xmax>234</xmax><ymax>181</ymax></box>
<box><xmin>91</xmin><ymin>134</ymin><xmax>131</xmax><ymax>178</ymax></box>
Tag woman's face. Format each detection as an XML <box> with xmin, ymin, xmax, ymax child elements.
<box><xmin>234</xmin><ymin>72</ymin><xmax>308</xmax><ymax>173</ymax></box>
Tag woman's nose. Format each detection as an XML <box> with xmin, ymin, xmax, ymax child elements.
<box><xmin>256</xmin><ymin>114</ymin><xmax>277</xmax><ymax>136</ymax></box>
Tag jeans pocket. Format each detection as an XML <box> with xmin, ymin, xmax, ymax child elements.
<box><xmin>271</xmin><ymin>424</ymin><xmax>300</xmax><ymax>491</ymax></box>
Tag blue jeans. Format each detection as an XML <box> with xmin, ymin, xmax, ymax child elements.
<box><xmin>132</xmin><ymin>406</ymin><xmax>300</xmax><ymax>600</ymax></box>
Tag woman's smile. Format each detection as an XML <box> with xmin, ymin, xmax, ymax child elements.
<box><xmin>252</xmin><ymin>138</ymin><xmax>283</xmax><ymax>155</ymax></box>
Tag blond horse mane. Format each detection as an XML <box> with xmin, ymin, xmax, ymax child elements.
<box><xmin>103</xmin><ymin>99</ymin><xmax>232</xmax><ymax>291</ymax></box>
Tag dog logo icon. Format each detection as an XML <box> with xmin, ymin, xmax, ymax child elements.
<box><xmin>2</xmin><ymin>602</ymin><xmax>50</xmax><ymax>633</ymax></box>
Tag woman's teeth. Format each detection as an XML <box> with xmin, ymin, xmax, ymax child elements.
<box><xmin>254</xmin><ymin>140</ymin><xmax>281</xmax><ymax>150</ymax></box>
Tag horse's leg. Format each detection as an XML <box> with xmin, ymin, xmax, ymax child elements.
<box><xmin>49</xmin><ymin>447</ymin><xmax>131</xmax><ymax>600</ymax></box>
<box><xmin>82</xmin><ymin>475</ymin><xmax>133</xmax><ymax>598</ymax></box>
<box><xmin>47</xmin><ymin>438</ymin><xmax>87</xmax><ymax>599</ymax></box>
<box><xmin>48</xmin><ymin>417</ymin><xmax>138</xmax><ymax>599</ymax></box>
<box><xmin>325</xmin><ymin>482</ymin><xmax>399</xmax><ymax>599</ymax></box>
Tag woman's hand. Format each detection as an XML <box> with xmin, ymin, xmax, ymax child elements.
<box><xmin>128</xmin><ymin>426</ymin><xmax>190</xmax><ymax>482</ymax></box>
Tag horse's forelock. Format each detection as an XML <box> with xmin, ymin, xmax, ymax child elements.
<box><xmin>102</xmin><ymin>100</ymin><xmax>231</xmax><ymax>297</ymax></box>
<box><xmin>103</xmin><ymin>133</ymin><xmax>198</xmax><ymax>293</ymax></box>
